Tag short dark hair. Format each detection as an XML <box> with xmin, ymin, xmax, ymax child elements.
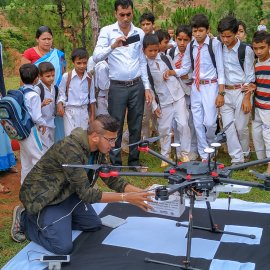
<box><xmin>115</xmin><ymin>0</ymin><xmax>133</xmax><ymax>11</ymax></box>
<box><xmin>190</xmin><ymin>14</ymin><xmax>209</xmax><ymax>29</ymax></box>
<box><xmin>35</xmin><ymin>26</ymin><xmax>53</xmax><ymax>39</ymax></box>
<box><xmin>217</xmin><ymin>16</ymin><xmax>238</xmax><ymax>34</ymax></box>
<box><xmin>140</xmin><ymin>12</ymin><xmax>155</xmax><ymax>24</ymax></box>
<box><xmin>19</xmin><ymin>64</ymin><xmax>39</xmax><ymax>84</ymax></box>
<box><xmin>237</xmin><ymin>20</ymin><xmax>247</xmax><ymax>33</ymax></box>
<box><xmin>176</xmin><ymin>25</ymin><xmax>192</xmax><ymax>39</ymax></box>
<box><xmin>87</xmin><ymin>114</ymin><xmax>120</xmax><ymax>135</ymax></box>
<box><xmin>155</xmin><ymin>29</ymin><xmax>170</xmax><ymax>43</ymax></box>
<box><xmin>143</xmin><ymin>33</ymin><xmax>159</xmax><ymax>49</ymax></box>
<box><xmin>252</xmin><ymin>30</ymin><xmax>270</xmax><ymax>45</ymax></box>
<box><xmin>38</xmin><ymin>62</ymin><xmax>55</xmax><ymax>76</ymax></box>
<box><xmin>71</xmin><ymin>48</ymin><xmax>89</xmax><ymax>62</ymax></box>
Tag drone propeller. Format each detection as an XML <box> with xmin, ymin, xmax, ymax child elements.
<box><xmin>62</xmin><ymin>164</ymin><xmax>148</xmax><ymax>170</ymax></box>
<box><xmin>113</xmin><ymin>133</ymin><xmax>172</xmax><ymax>153</ymax></box>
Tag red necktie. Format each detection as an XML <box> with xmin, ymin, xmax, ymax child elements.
<box><xmin>175</xmin><ymin>53</ymin><xmax>184</xmax><ymax>69</ymax></box>
<box><xmin>195</xmin><ymin>45</ymin><xmax>203</xmax><ymax>91</ymax></box>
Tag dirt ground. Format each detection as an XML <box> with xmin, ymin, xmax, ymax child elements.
<box><xmin>0</xmin><ymin>152</ymin><xmax>21</xmax><ymax>228</ymax></box>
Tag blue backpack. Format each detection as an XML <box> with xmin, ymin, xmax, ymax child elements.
<box><xmin>0</xmin><ymin>87</ymin><xmax>35</xmax><ymax>140</ymax></box>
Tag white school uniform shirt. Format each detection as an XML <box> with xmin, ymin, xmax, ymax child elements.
<box><xmin>175</xmin><ymin>35</ymin><xmax>225</xmax><ymax>84</ymax></box>
<box><xmin>57</xmin><ymin>69</ymin><xmax>96</xmax><ymax>107</ymax></box>
<box><xmin>223</xmin><ymin>39</ymin><xmax>255</xmax><ymax>85</ymax></box>
<box><xmin>34</xmin><ymin>82</ymin><xmax>56</xmax><ymax>128</ymax></box>
<box><xmin>147</xmin><ymin>53</ymin><xmax>185</xmax><ymax>112</ymax></box>
<box><xmin>95</xmin><ymin>60</ymin><xmax>110</xmax><ymax>97</ymax></box>
<box><xmin>93</xmin><ymin>22</ymin><xmax>150</xmax><ymax>89</ymax></box>
<box><xmin>23</xmin><ymin>84</ymin><xmax>46</xmax><ymax>126</ymax></box>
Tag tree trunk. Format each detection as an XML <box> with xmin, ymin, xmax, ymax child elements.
<box><xmin>89</xmin><ymin>0</ymin><xmax>100</xmax><ymax>47</ymax></box>
<box><xmin>81</xmin><ymin>1</ymin><xmax>87</xmax><ymax>49</ymax></box>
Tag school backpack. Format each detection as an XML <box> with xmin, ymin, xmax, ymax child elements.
<box><xmin>0</xmin><ymin>87</ymin><xmax>35</xmax><ymax>140</ymax></box>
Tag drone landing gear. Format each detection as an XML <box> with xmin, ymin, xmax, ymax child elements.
<box><xmin>145</xmin><ymin>191</ymin><xmax>255</xmax><ymax>270</ymax></box>
<box><xmin>176</xmin><ymin>200</ymin><xmax>256</xmax><ymax>240</ymax></box>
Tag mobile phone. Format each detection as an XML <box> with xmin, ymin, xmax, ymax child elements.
<box><xmin>40</xmin><ymin>255</ymin><xmax>70</xmax><ymax>262</ymax></box>
<box><xmin>122</xmin><ymin>34</ymin><xmax>140</xmax><ymax>46</ymax></box>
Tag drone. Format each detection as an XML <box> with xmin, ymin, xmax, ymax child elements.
<box><xmin>63</xmin><ymin>121</ymin><xmax>270</xmax><ymax>270</ymax></box>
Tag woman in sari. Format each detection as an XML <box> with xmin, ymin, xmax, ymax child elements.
<box><xmin>21</xmin><ymin>26</ymin><xmax>65</xmax><ymax>141</ymax></box>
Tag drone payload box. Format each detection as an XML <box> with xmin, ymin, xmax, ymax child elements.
<box><xmin>147</xmin><ymin>184</ymin><xmax>185</xmax><ymax>218</ymax></box>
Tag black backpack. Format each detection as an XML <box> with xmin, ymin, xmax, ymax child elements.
<box><xmin>36</xmin><ymin>82</ymin><xmax>59</xmax><ymax>103</ymax></box>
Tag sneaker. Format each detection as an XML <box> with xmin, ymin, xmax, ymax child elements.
<box><xmin>11</xmin><ymin>205</ymin><xmax>26</xmax><ymax>243</ymax></box>
<box><xmin>189</xmin><ymin>152</ymin><xmax>199</xmax><ymax>161</ymax></box>
<box><xmin>160</xmin><ymin>161</ymin><xmax>170</xmax><ymax>168</ymax></box>
<box><xmin>180</xmin><ymin>156</ymin><xmax>190</xmax><ymax>163</ymax></box>
<box><xmin>231</xmin><ymin>162</ymin><xmax>244</xmax><ymax>167</ymax></box>
<box><xmin>244</xmin><ymin>153</ymin><xmax>251</xmax><ymax>162</ymax></box>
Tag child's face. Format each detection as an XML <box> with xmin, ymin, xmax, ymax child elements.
<box><xmin>192</xmin><ymin>27</ymin><xmax>209</xmax><ymax>44</ymax></box>
<box><xmin>73</xmin><ymin>57</ymin><xmax>88</xmax><ymax>76</ymax></box>
<box><xmin>236</xmin><ymin>25</ymin><xmax>246</xmax><ymax>42</ymax></box>
<box><xmin>252</xmin><ymin>41</ymin><xmax>270</xmax><ymax>62</ymax></box>
<box><xmin>176</xmin><ymin>32</ymin><xmax>191</xmax><ymax>53</ymax></box>
<box><xmin>40</xmin><ymin>71</ymin><xmax>55</xmax><ymax>88</ymax></box>
<box><xmin>140</xmin><ymin>20</ymin><xmax>154</xmax><ymax>34</ymax></box>
<box><xmin>144</xmin><ymin>44</ymin><xmax>159</xmax><ymax>60</ymax></box>
<box><xmin>220</xmin><ymin>30</ymin><xmax>237</xmax><ymax>49</ymax></box>
<box><xmin>159</xmin><ymin>38</ymin><xmax>170</xmax><ymax>52</ymax></box>
<box><xmin>167</xmin><ymin>29</ymin><xmax>174</xmax><ymax>39</ymax></box>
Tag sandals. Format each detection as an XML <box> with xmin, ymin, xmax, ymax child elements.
<box><xmin>0</xmin><ymin>184</ymin><xmax>10</xmax><ymax>194</ymax></box>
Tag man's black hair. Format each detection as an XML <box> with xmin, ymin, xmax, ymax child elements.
<box><xmin>217</xmin><ymin>16</ymin><xmax>238</xmax><ymax>34</ymax></box>
<box><xmin>253</xmin><ymin>30</ymin><xmax>270</xmax><ymax>45</ymax></box>
<box><xmin>19</xmin><ymin>64</ymin><xmax>39</xmax><ymax>84</ymax></box>
<box><xmin>155</xmin><ymin>29</ymin><xmax>170</xmax><ymax>43</ymax></box>
<box><xmin>176</xmin><ymin>25</ymin><xmax>192</xmax><ymax>39</ymax></box>
<box><xmin>87</xmin><ymin>114</ymin><xmax>120</xmax><ymax>135</ymax></box>
<box><xmin>237</xmin><ymin>20</ymin><xmax>247</xmax><ymax>33</ymax></box>
<box><xmin>38</xmin><ymin>62</ymin><xmax>55</xmax><ymax>76</ymax></box>
<box><xmin>143</xmin><ymin>33</ymin><xmax>159</xmax><ymax>49</ymax></box>
<box><xmin>114</xmin><ymin>0</ymin><xmax>133</xmax><ymax>11</ymax></box>
<box><xmin>71</xmin><ymin>48</ymin><xmax>89</xmax><ymax>62</ymax></box>
<box><xmin>140</xmin><ymin>12</ymin><xmax>155</xmax><ymax>24</ymax></box>
<box><xmin>190</xmin><ymin>13</ymin><xmax>209</xmax><ymax>29</ymax></box>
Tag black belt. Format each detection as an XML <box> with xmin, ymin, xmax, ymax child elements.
<box><xmin>111</xmin><ymin>76</ymin><xmax>141</xmax><ymax>87</ymax></box>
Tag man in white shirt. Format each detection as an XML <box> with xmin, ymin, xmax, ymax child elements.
<box><xmin>93</xmin><ymin>0</ymin><xmax>152</xmax><ymax>167</ymax></box>
<box><xmin>217</xmin><ymin>16</ymin><xmax>255</xmax><ymax>165</ymax></box>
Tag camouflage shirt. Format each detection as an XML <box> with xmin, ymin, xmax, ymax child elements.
<box><xmin>20</xmin><ymin>128</ymin><xmax>128</xmax><ymax>215</ymax></box>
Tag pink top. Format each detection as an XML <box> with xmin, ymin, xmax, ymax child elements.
<box><xmin>22</xmin><ymin>47</ymin><xmax>41</xmax><ymax>63</ymax></box>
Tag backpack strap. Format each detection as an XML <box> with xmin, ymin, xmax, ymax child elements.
<box><xmin>86</xmin><ymin>76</ymin><xmax>92</xmax><ymax>101</ymax></box>
<box><xmin>146</xmin><ymin>64</ymin><xmax>160</xmax><ymax>106</ymax></box>
<box><xmin>160</xmin><ymin>54</ymin><xmax>174</xmax><ymax>70</ymax></box>
<box><xmin>54</xmin><ymin>85</ymin><xmax>59</xmax><ymax>103</ymax></box>
<box><xmin>238</xmin><ymin>42</ymin><xmax>246</xmax><ymax>72</ymax></box>
<box><xmin>190</xmin><ymin>39</ymin><xmax>216</xmax><ymax>70</ymax></box>
<box><xmin>36</xmin><ymin>82</ymin><xmax>45</xmax><ymax>102</ymax></box>
<box><xmin>65</xmin><ymin>71</ymin><xmax>72</xmax><ymax>102</ymax></box>
<box><xmin>168</xmin><ymin>46</ymin><xmax>176</xmax><ymax>61</ymax></box>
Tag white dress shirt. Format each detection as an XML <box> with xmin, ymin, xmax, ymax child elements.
<box><xmin>58</xmin><ymin>69</ymin><xmax>96</xmax><ymax>106</ymax></box>
<box><xmin>175</xmin><ymin>35</ymin><xmax>225</xmax><ymax>84</ymax></box>
<box><xmin>34</xmin><ymin>82</ymin><xmax>56</xmax><ymax>128</ymax></box>
<box><xmin>223</xmin><ymin>39</ymin><xmax>255</xmax><ymax>85</ymax></box>
<box><xmin>23</xmin><ymin>84</ymin><xmax>46</xmax><ymax>126</ymax></box>
<box><xmin>93</xmin><ymin>22</ymin><xmax>150</xmax><ymax>89</ymax></box>
<box><xmin>147</xmin><ymin>54</ymin><xmax>185</xmax><ymax>111</ymax></box>
<box><xmin>94</xmin><ymin>60</ymin><xmax>110</xmax><ymax>97</ymax></box>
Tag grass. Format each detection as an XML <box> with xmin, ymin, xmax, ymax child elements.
<box><xmin>1</xmin><ymin>76</ymin><xmax>270</xmax><ymax>268</ymax></box>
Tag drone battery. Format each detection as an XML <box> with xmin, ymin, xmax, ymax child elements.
<box><xmin>147</xmin><ymin>184</ymin><xmax>185</xmax><ymax>218</ymax></box>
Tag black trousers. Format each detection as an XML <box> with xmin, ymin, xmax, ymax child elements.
<box><xmin>108</xmin><ymin>79</ymin><xmax>145</xmax><ymax>166</ymax></box>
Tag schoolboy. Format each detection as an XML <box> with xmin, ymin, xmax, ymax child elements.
<box><xmin>19</xmin><ymin>64</ymin><xmax>46</xmax><ymax>183</ymax></box>
<box><xmin>156</xmin><ymin>29</ymin><xmax>171</xmax><ymax>53</ymax></box>
<box><xmin>140</xmin><ymin>12</ymin><xmax>155</xmax><ymax>34</ymax></box>
<box><xmin>175</xmin><ymin>14</ymin><xmax>225</xmax><ymax>161</ymax></box>
<box><xmin>167</xmin><ymin>26</ymin><xmax>176</xmax><ymax>48</ymax></box>
<box><xmin>57</xmin><ymin>48</ymin><xmax>96</xmax><ymax>136</ymax></box>
<box><xmin>217</xmin><ymin>16</ymin><xmax>255</xmax><ymax>165</ymax></box>
<box><xmin>250</xmin><ymin>31</ymin><xmax>270</xmax><ymax>173</ymax></box>
<box><xmin>143</xmin><ymin>34</ymin><xmax>190</xmax><ymax>167</ymax></box>
<box><xmin>168</xmin><ymin>25</ymin><xmax>198</xmax><ymax>161</ymax></box>
<box><xmin>35</xmin><ymin>62</ymin><xmax>57</xmax><ymax>152</ymax></box>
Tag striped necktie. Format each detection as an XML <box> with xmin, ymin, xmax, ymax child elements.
<box><xmin>175</xmin><ymin>53</ymin><xmax>184</xmax><ymax>69</ymax></box>
<box><xmin>195</xmin><ymin>45</ymin><xmax>203</xmax><ymax>91</ymax></box>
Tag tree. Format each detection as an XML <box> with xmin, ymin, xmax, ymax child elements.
<box><xmin>89</xmin><ymin>0</ymin><xmax>99</xmax><ymax>47</ymax></box>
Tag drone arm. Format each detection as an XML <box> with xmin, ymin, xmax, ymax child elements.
<box><xmin>110</xmin><ymin>171</ymin><xmax>170</xmax><ymax>178</ymax></box>
<box><xmin>147</xmin><ymin>148</ymin><xmax>176</xmax><ymax>166</ymax></box>
<box><xmin>226</xmin><ymin>158</ymin><xmax>270</xmax><ymax>171</ymax></box>
<box><xmin>219</xmin><ymin>177</ymin><xmax>265</xmax><ymax>189</ymax></box>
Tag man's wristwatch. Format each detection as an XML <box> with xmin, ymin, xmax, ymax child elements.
<box><xmin>218</xmin><ymin>91</ymin><xmax>226</xmax><ymax>96</ymax></box>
